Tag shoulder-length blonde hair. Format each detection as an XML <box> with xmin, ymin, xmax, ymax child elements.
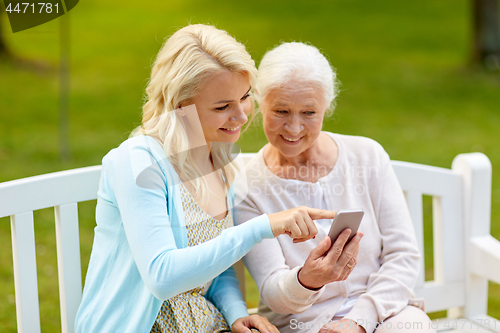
<box><xmin>131</xmin><ymin>24</ymin><xmax>257</xmax><ymax>204</ymax></box>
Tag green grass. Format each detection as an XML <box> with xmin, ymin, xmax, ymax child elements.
<box><xmin>1</xmin><ymin>0</ymin><xmax>500</xmax><ymax>331</ymax></box>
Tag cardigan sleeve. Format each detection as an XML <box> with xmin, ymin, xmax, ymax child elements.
<box><xmin>103</xmin><ymin>140</ymin><xmax>274</xmax><ymax>302</ymax></box>
<box><xmin>206</xmin><ymin>266</ymin><xmax>248</xmax><ymax>326</ymax></box>
<box><xmin>343</xmin><ymin>151</ymin><xmax>420</xmax><ymax>332</ymax></box>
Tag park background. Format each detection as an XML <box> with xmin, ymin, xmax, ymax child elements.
<box><xmin>1</xmin><ymin>0</ymin><xmax>500</xmax><ymax>331</ymax></box>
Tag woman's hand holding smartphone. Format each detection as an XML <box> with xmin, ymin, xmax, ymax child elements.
<box><xmin>297</xmin><ymin>210</ymin><xmax>364</xmax><ymax>290</ymax></box>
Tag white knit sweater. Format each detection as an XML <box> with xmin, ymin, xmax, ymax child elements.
<box><xmin>234</xmin><ymin>133</ymin><xmax>421</xmax><ymax>333</ymax></box>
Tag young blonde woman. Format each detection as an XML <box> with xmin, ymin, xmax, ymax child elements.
<box><xmin>74</xmin><ymin>25</ymin><xmax>334</xmax><ymax>333</ymax></box>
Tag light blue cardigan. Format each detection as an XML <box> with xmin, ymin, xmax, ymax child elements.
<box><xmin>75</xmin><ymin>135</ymin><xmax>273</xmax><ymax>333</ymax></box>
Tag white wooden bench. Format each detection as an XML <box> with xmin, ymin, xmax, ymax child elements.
<box><xmin>0</xmin><ymin>152</ymin><xmax>499</xmax><ymax>333</ymax></box>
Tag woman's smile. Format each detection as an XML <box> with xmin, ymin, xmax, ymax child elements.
<box><xmin>280</xmin><ymin>134</ymin><xmax>303</xmax><ymax>144</ymax></box>
<box><xmin>219</xmin><ymin>125</ymin><xmax>241</xmax><ymax>134</ymax></box>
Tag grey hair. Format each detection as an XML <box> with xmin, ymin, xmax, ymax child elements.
<box><xmin>255</xmin><ymin>42</ymin><xmax>340</xmax><ymax>115</ymax></box>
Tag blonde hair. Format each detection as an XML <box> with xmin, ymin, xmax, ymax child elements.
<box><xmin>131</xmin><ymin>24</ymin><xmax>257</xmax><ymax>204</ymax></box>
<box><xmin>255</xmin><ymin>42</ymin><xmax>340</xmax><ymax>116</ymax></box>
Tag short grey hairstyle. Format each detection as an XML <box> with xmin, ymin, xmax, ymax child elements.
<box><xmin>255</xmin><ymin>42</ymin><xmax>340</xmax><ymax>115</ymax></box>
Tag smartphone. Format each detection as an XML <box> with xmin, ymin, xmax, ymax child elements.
<box><xmin>327</xmin><ymin>209</ymin><xmax>364</xmax><ymax>245</ymax></box>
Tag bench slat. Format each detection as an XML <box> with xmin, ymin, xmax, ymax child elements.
<box><xmin>404</xmin><ymin>190</ymin><xmax>426</xmax><ymax>288</ymax></box>
<box><xmin>416</xmin><ymin>281</ymin><xmax>465</xmax><ymax>313</ymax></box>
<box><xmin>55</xmin><ymin>203</ymin><xmax>82</xmax><ymax>333</ymax></box>
<box><xmin>434</xmin><ymin>194</ymin><xmax>464</xmax><ymax>286</ymax></box>
<box><xmin>11</xmin><ymin>211</ymin><xmax>41</xmax><ymax>333</ymax></box>
<box><xmin>392</xmin><ymin>161</ymin><xmax>462</xmax><ymax>196</ymax></box>
<box><xmin>0</xmin><ymin>166</ymin><xmax>101</xmax><ymax>218</ymax></box>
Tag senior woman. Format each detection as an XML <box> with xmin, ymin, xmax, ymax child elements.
<box><xmin>234</xmin><ymin>42</ymin><xmax>435</xmax><ymax>333</ymax></box>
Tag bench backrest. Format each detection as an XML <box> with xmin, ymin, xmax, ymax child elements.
<box><xmin>0</xmin><ymin>153</ymin><xmax>491</xmax><ymax>332</ymax></box>
<box><xmin>0</xmin><ymin>165</ymin><xmax>101</xmax><ymax>333</ymax></box>
<box><xmin>393</xmin><ymin>160</ymin><xmax>464</xmax><ymax>313</ymax></box>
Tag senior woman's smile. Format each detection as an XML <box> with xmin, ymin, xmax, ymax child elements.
<box><xmin>260</xmin><ymin>80</ymin><xmax>328</xmax><ymax>158</ymax></box>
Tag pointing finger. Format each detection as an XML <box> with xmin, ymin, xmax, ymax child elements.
<box><xmin>306</xmin><ymin>208</ymin><xmax>336</xmax><ymax>220</ymax></box>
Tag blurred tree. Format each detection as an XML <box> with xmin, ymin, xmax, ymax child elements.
<box><xmin>472</xmin><ymin>0</ymin><xmax>500</xmax><ymax>70</ymax></box>
<box><xmin>0</xmin><ymin>6</ymin><xmax>12</xmax><ymax>59</ymax></box>
<box><xmin>0</xmin><ymin>6</ymin><xmax>52</xmax><ymax>73</ymax></box>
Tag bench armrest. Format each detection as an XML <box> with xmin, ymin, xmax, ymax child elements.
<box><xmin>469</xmin><ymin>235</ymin><xmax>500</xmax><ymax>285</ymax></box>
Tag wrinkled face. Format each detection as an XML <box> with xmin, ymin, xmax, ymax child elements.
<box><xmin>260</xmin><ymin>81</ymin><xmax>327</xmax><ymax>157</ymax></box>
<box><xmin>183</xmin><ymin>71</ymin><xmax>252</xmax><ymax>145</ymax></box>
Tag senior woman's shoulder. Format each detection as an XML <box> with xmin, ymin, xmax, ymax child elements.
<box><xmin>333</xmin><ymin>133</ymin><xmax>385</xmax><ymax>150</ymax></box>
<box><xmin>327</xmin><ymin>132</ymin><xmax>390</xmax><ymax>162</ymax></box>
